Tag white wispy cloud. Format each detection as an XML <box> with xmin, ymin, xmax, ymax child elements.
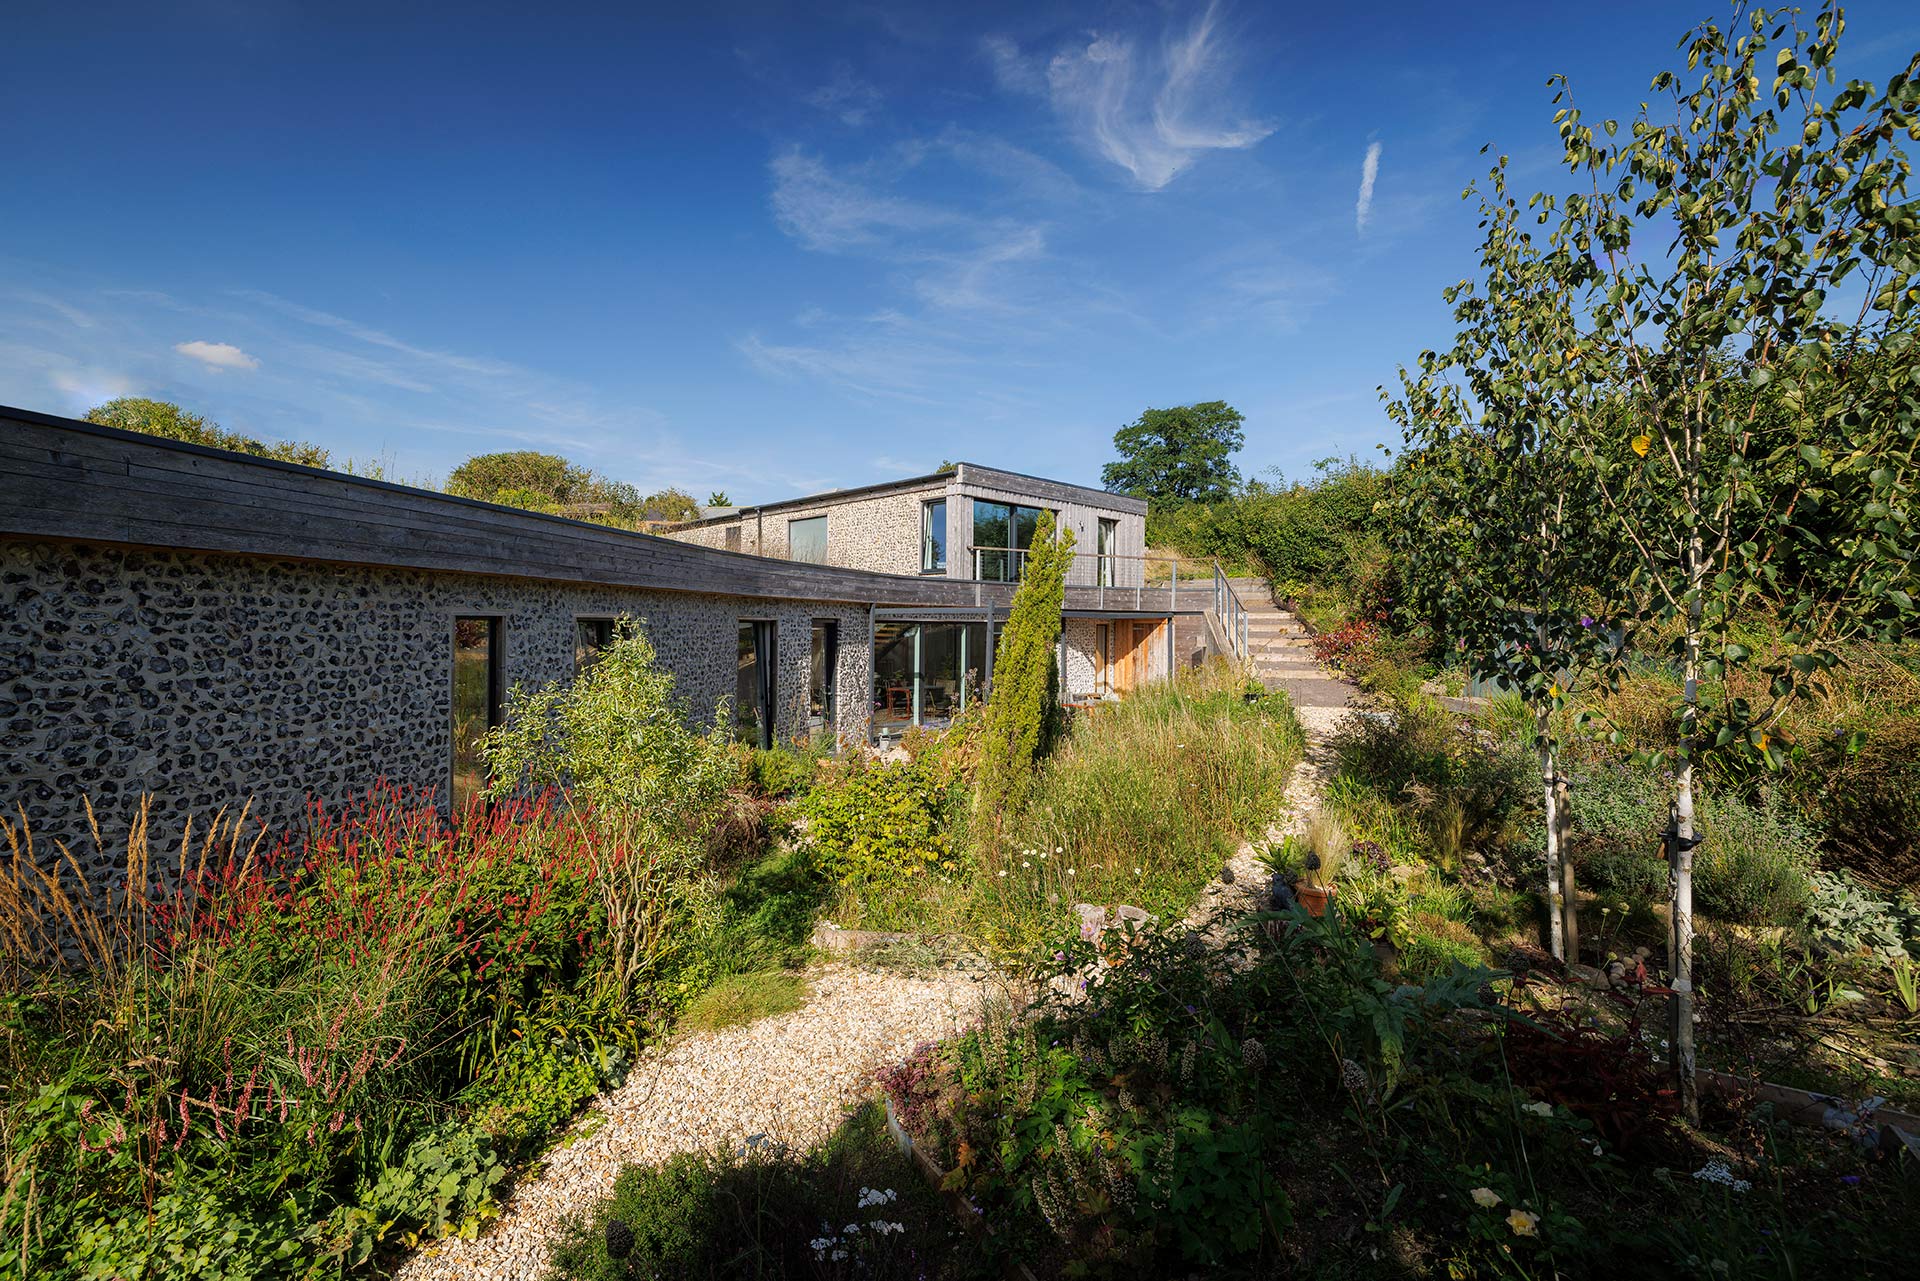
<box><xmin>996</xmin><ymin>1</ymin><xmax>1273</xmax><ymax>190</ymax></box>
<box><xmin>769</xmin><ymin>148</ymin><xmax>957</xmax><ymax>252</ymax></box>
<box><xmin>174</xmin><ymin>339</ymin><xmax>261</xmax><ymax>371</ymax></box>
<box><xmin>1355</xmin><ymin>140</ymin><xmax>1382</xmax><ymax>234</ymax></box>
<box><xmin>804</xmin><ymin>65</ymin><xmax>883</xmax><ymax>126</ymax></box>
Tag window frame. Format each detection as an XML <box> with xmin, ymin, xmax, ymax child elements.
<box><xmin>574</xmin><ymin>616</ymin><xmax>616</xmax><ymax>672</ymax></box>
<box><xmin>450</xmin><ymin>614</ymin><xmax>505</xmax><ymax>815</ymax></box>
<box><xmin>787</xmin><ymin>514</ymin><xmax>829</xmax><ymax>564</ymax></box>
<box><xmin>921</xmin><ymin>498</ymin><xmax>947</xmax><ymax>574</ymax></box>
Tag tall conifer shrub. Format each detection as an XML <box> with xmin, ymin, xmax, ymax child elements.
<box><xmin>977</xmin><ymin>516</ymin><xmax>1076</xmax><ymax>820</ymax></box>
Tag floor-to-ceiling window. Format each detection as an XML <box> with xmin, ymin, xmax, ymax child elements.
<box><xmin>872</xmin><ymin>620</ymin><xmax>990</xmax><ymax>737</ymax></box>
<box><xmin>1098</xmin><ymin>518</ymin><xmax>1118</xmax><ymax>586</ymax></box>
<box><xmin>736</xmin><ymin>621</ymin><xmax>776</xmax><ymax>748</ymax></box>
<box><xmin>971</xmin><ymin>501</ymin><xmax>1051</xmax><ymax>581</ymax></box>
<box><xmin>809</xmin><ymin>620</ymin><xmax>838</xmax><ymax>733</ymax></box>
<box><xmin>451</xmin><ymin>616</ymin><xmax>502</xmax><ymax>814</ymax></box>
<box><xmin>921</xmin><ymin>499</ymin><xmax>946</xmax><ymax>573</ymax></box>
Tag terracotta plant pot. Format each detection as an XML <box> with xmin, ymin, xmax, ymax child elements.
<box><xmin>1296</xmin><ymin>882</ymin><xmax>1337</xmax><ymax>918</ymax></box>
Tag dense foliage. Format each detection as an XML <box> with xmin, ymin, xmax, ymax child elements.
<box><xmin>445</xmin><ymin>450</ymin><xmax>698</xmax><ymax>527</ymax></box>
<box><xmin>85</xmin><ymin>396</ymin><xmax>331</xmax><ymax>469</ymax></box>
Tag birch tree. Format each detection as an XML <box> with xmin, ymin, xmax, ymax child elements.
<box><xmin>1546</xmin><ymin>2</ymin><xmax>1919</xmax><ymax>1119</ymax></box>
<box><xmin>1386</xmin><ymin>159</ymin><xmax>1630</xmax><ymax>962</ymax></box>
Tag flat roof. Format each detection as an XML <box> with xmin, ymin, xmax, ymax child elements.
<box><xmin>664</xmin><ymin>461</ymin><xmax>1145</xmax><ymax>529</ymax></box>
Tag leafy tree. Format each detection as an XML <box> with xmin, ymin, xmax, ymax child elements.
<box><xmin>84</xmin><ymin>397</ymin><xmax>330</xmax><ymax>468</ymax></box>
<box><xmin>641</xmin><ymin>488</ymin><xmax>701</xmax><ymax>524</ymax></box>
<box><xmin>1386</xmin><ymin>160</ymin><xmax>1633</xmax><ymax>961</ymax></box>
<box><xmin>1102</xmin><ymin>402</ymin><xmax>1245</xmax><ymax>504</ymax></box>
<box><xmin>977</xmin><ymin>514</ymin><xmax>1075</xmax><ymax>819</ymax></box>
<box><xmin>1539</xmin><ymin>3</ymin><xmax>1919</xmax><ymax>1117</ymax></box>
<box><xmin>446</xmin><ymin>450</ymin><xmax>648</xmax><ymax>526</ymax></box>
<box><xmin>706</xmin><ymin>491</ymin><xmax>733</xmax><ymax>507</ymax></box>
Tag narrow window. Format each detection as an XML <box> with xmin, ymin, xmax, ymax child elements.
<box><xmin>921</xmin><ymin>499</ymin><xmax>947</xmax><ymax>573</ymax></box>
<box><xmin>788</xmin><ymin>515</ymin><xmax>828</xmax><ymax>564</ymax></box>
<box><xmin>809</xmin><ymin>620</ymin><xmax>838</xmax><ymax>732</ymax></box>
<box><xmin>736</xmin><ymin>621</ymin><xmax>776</xmax><ymax>748</ymax></box>
<box><xmin>724</xmin><ymin>525</ymin><xmax>741</xmax><ymax>552</ymax></box>
<box><xmin>1098</xmin><ymin>518</ymin><xmax>1118</xmax><ymax>587</ymax></box>
<box><xmin>575</xmin><ymin>618</ymin><xmax>615</xmax><ymax>671</ymax></box>
<box><xmin>451</xmin><ymin>616</ymin><xmax>502</xmax><ymax>814</ymax></box>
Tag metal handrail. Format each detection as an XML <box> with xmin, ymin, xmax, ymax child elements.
<box><xmin>1213</xmin><ymin>562</ymin><xmax>1250</xmax><ymax>662</ymax></box>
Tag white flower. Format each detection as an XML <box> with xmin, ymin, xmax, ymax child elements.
<box><xmin>1507</xmin><ymin>1209</ymin><xmax>1539</xmax><ymax>1236</ymax></box>
<box><xmin>1691</xmin><ymin>1161</ymin><xmax>1752</xmax><ymax>1193</ymax></box>
<box><xmin>997</xmin><ymin>870</ymin><xmax>1007</xmax><ymax>878</ymax></box>
<box><xmin>1067</xmin><ymin>868</ymin><xmax>1076</xmax><ymax>876</ymax></box>
<box><xmin>1470</xmin><ymin>1187</ymin><xmax>1502</xmax><ymax>1208</ymax></box>
<box><xmin>1039</xmin><ymin>852</ymin><xmax>1048</xmax><ymax>859</ymax></box>
<box><xmin>1021</xmin><ymin>861</ymin><xmax>1031</xmax><ymax>868</ymax></box>
<box><xmin>1523</xmin><ymin>1101</ymin><xmax>1553</xmax><ymax>1117</ymax></box>
<box><xmin>1134</xmin><ymin>867</ymin><xmax>1143</xmax><ymax>875</ymax></box>
<box><xmin>1055</xmin><ymin>846</ymin><xmax>1064</xmax><ymax>853</ymax></box>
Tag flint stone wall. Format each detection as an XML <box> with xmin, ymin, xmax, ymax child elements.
<box><xmin>0</xmin><ymin>540</ymin><xmax>869</xmax><ymax>878</ymax></box>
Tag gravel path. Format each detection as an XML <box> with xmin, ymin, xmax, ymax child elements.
<box><xmin>397</xmin><ymin>964</ymin><xmax>988</xmax><ymax>1281</ymax></box>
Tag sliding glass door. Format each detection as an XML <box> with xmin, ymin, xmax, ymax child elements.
<box><xmin>871</xmin><ymin>620</ymin><xmax>990</xmax><ymax>738</ymax></box>
<box><xmin>735</xmin><ymin>621</ymin><xmax>776</xmax><ymax>749</ymax></box>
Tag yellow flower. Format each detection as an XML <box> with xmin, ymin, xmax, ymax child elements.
<box><xmin>1631</xmin><ymin>434</ymin><xmax>1651</xmax><ymax>457</ymax></box>
<box><xmin>1507</xmin><ymin>1209</ymin><xmax>1540</xmax><ymax>1237</ymax></box>
<box><xmin>1471</xmin><ymin>1187</ymin><xmax>1502</xmax><ymax>1208</ymax></box>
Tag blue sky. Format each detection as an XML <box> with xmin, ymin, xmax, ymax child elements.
<box><xmin>4</xmin><ymin>1</ymin><xmax>1916</xmax><ymax>501</ymax></box>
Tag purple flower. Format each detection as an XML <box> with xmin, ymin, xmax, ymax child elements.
<box><xmin>1841</xmin><ymin>1175</ymin><xmax>1861</xmax><ymax>1187</ymax></box>
<box><xmin>1580</xmin><ymin>616</ymin><xmax>1594</xmax><ymax>628</ymax></box>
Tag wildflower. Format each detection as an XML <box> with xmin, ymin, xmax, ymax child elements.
<box><xmin>1523</xmin><ymin>1101</ymin><xmax>1553</xmax><ymax>1117</ymax></box>
<box><xmin>1507</xmin><ymin>1209</ymin><xmax>1539</xmax><ymax>1236</ymax></box>
<box><xmin>1241</xmin><ymin>1038</ymin><xmax>1267</xmax><ymax>1072</ymax></box>
<box><xmin>997</xmin><ymin>870</ymin><xmax>1007</xmax><ymax>878</ymax></box>
<box><xmin>1580</xmin><ymin>615</ymin><xmax>1595</xmax><ymax>628</ymax></box>
<box><xmin>1134</xmin><ymin>866</ymin><xmax>1142</xmax><ymax>875</ymax></box>
<box><xmin>1840</xmin><ymin>1174</ymin><xmax>1861</xmax><ymax>1187</ymax></box>
<box><xmin>1471</xmin><ymin>1187</ymin><xmax>1502</xmax><ymax>1208</ymax></box>
<box><xmin>1055</xmin><ymin>846</ymin><xmax>1063</xmax><ymax>854</ymax></box>
<box><xmin>1067</xmin><ymin>867</ymin><xmax>1076</xmax><ymax>876</ymax></box>
<box><xmin>1021</xmin><ymin>860</ymin><xmax>1031</xmax><ymax>868</ymax></box>
<box><xmin>1691</xmin><ymin>1161</ymin><xmax>1752</xmax><ymax>1193</ymax></box>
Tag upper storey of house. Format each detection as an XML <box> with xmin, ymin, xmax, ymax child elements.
<box><xmin>658</xmin><ymin>463</ymin><xmax>1149</xmax><ymax>588</ymax></box>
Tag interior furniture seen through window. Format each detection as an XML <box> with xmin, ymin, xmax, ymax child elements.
<box><xmin>921</xmin><ymin>499</ymin><xmax>946</xmax><ymax>573</ymax></box>
<box><xmin>451</xmin><ymin>616</ymin><xmax>502</xmax><ymax>815</ymax></box>
<box><xmin>972</xmin><ymin>502</ymin><xmax>1050</xmax><ymax>582</ymax></box>
<box><xmin>736</xmin><ymin>621</ymin><xmax>777</xmax><ymax>748</ymax></box>
<box><xmin>871</xmin><ymin>620</ymin><xmax>989</xmax><ymax>737</ymax></box>
<box><xmin>809</xmin><ymin>619</ymin><xmax>838</xmax><ymax>732</ymax></box>
<box><xmin>575</xmin><ymin>618</ymin><xmax>615</xmax><ymax>671</ymax></box>
<box><xmin>1098</xmin><ymin>518</ymin><xmax>1118</xmax><ymax>586</ymax></box>
<box><xmin>788</xmin><ymin>515</ymin><xmax>828</xmax><ymax>564</ymax></box>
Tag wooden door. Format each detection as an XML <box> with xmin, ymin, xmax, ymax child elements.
<box><xmin>1109</xmin><ymin>621</ymin><xmax>1161</xmax><ymax>695</ymax></box>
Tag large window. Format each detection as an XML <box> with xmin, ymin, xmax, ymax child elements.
<box><xmin>736</xmin><ymin>621</ymin><xmax>777</xmax><ymax>748</ymax></box>
<box><xmin>921</xmin><ymin>499</ymin><xmax>946</xmax><ymax>573</ymax></box>
<box><xmin>1098</xmin><ymin>518</ymin><xmax>1119</xmax><ymax>586</ymax></box>
<box><xmin>451</xmin><ymin>617</ymin><xmax>502</xmax><ymax>814</ymax></box>
<box><xmin>809</xmin><ymin>620</ymin><xmax>838</xmax><ymax>732</ymax></box>
<box><xmin>872</xmin><ymin>620</ymin><xmax>989</xmax><ymax>738</ymax></box>
<box><xmin>971</xmin><ymin>501</ymin><xmax>1051</xmax><ymax>581</ymax></box>
<box><xmin>788</xmin><ymin>515</ymin><xmax>828</xmax><ymax>564</ymax></box>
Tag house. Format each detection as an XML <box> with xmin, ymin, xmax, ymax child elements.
<box><xmin>0</xmin><ymin>404</ymin><xmax>1250</xmax><ymax>867</ymax></box>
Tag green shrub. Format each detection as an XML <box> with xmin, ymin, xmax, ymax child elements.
<box><xmin>1400</xmin><ymin>912</ymin><xmax>1486</xmax><ymax>981</ymax></box>
<box><xmin>1693</xmin><ymin>789</ymin><xmax>1818</xmax><ymax>927</ymax></box>
<box><xmin>484</xmin><ymin>620</ymin><xmax>736</xmax><ymax>855</ymax></box>
<box><xmin>548</xmin><ymin>1105</ymin><xmax>975</xmax><ymax>1281</ymax></box>
<box><xmin>1803</xmin><ymin>869</ymin><xmax>1920</xmax><ymax>963</ymax></box>
<box><xmin>744</xmin><ymin>736</ymin><xmax>832</xmax><ymax>799</ymax></box>
<box><xmin>796</xmin><ymin>758</ymin><xmax>958</xmax><ymax>888</ymax></box>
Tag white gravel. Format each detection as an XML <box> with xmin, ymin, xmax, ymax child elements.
<box><xmin>396</xmin><ymin>963</ymin><xmax>988</xmax><ymax>1281</ymax></box>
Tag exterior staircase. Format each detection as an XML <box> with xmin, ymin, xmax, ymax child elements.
<box><xmin>1222</xmin><ymin>577</ymin><xmax>1354</xmax><ymax>733</ymax></box>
